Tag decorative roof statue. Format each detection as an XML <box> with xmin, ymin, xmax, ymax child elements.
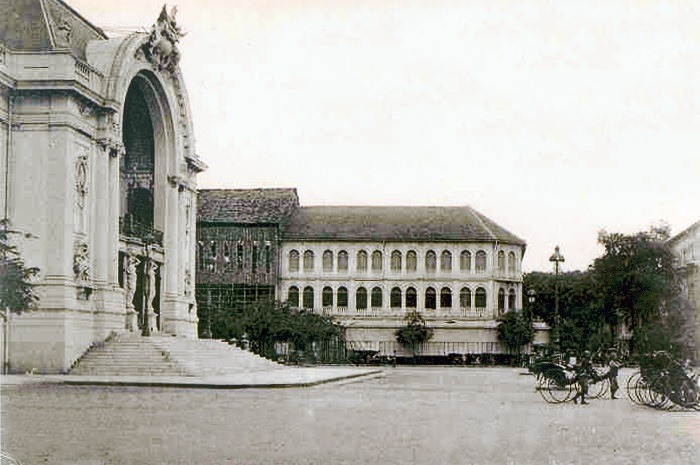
<box><xmin>140</xmin><ymin>5</ymin><xmax>184</xmax><ymax>75</ymax></box>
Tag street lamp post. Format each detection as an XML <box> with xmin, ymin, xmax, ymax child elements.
<box><xmin>549</xmin><ymin>245</ymin><xmax>565</xmax><ymax>351</ymax></box>
<box><xmin>526</xmin><ymin>289</ymin><xmax>536</xmax><ymax>321</ymax></box>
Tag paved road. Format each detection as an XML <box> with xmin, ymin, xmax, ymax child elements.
<box><xmin>1</xmin><ymin>367</ymin><xmax>697</xmax><ymax>465</ymax></box>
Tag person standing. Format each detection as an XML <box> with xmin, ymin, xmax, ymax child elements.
<box><xmin>573</xmin><ymin>351</ymin><xmax>592</xmax><ymax>405</ymax></box>
<box><xmin>607</xmin><ymin>349</ymin><xmax>622</xmax><ymax>399</ymax></box>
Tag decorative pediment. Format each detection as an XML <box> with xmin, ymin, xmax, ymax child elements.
<box><xmin>140</xmin><ymin>5</ymin><xmax>184</xmax><ymax>75</ymax></box>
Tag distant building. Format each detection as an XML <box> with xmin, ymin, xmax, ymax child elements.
<box><xmin>195</xmin><ymin>189</ymin><xmax>298</xmax><ymax>337</ymax></box>
<box><xmin>196</xmin><ymin>189</ymin><xmax>548</xmax><ymax>358</ymax></box>
<box><xmin>669</xmin><ymin>220</ymin><xmax>700</xmax><ymax>362</ymax></box>
<box><xmin>0</xmin><ymin>1</ymin><xmax>205</xmax><ymax>372</ymax></box>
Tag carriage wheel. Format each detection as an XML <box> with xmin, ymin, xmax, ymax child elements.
<box><xmin>544</xmin><ymin>378</ymin><xmax>574</xmax><ymax>404</ymax></box>
<box><xmin>626</xmin><ymin>372</ymin><xmax>643</xmax><ymax>405</ymax></box>
<box><xmin>646</xmin><ymin>376</ymin><xmax>671</xmax><ymax>410</ymax></box>
<box><xmin>673</xmin><ymin>379</ymin><xmax>698</xmax><ymax>409</ymax></box>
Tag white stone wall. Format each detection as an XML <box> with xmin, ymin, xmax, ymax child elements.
<box><xmin>670</xmin><ymin>223</ymin><xmax>700</xmax><ymax>362</ymax></box>
<box><xmin>1</xmin><ymin>33</ymin><xmax>202</xmax><ymax>372</ymax></box>
<box><xmin>279</xmin><ymin>240</ymin><xmax>527</xmax><ymax>355</ymax></box>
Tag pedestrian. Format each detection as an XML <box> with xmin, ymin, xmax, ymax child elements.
<box><xmin>607</xmin><ymin>349</ymin><xmax>622</xmax><ymax>399</ymax></box>
<box><xmin>573</xmin><ymin>350</ymin><xmax>592</xmax><ymax>405</ymax></box>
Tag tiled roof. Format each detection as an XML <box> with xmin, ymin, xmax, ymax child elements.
<box><xmin>0</xmin><ymin>0</ymin><xmax>107</xmax><ymax>59</ymax></box>
<box><xmin>282</xmin><ymin>206</ymin><xmax>526</xmax><ymax>245</ymax></box>
<box><xmin>197</xmin><ymin>189</ymin><xmax>299</xmax><ymax>224</ymax></box>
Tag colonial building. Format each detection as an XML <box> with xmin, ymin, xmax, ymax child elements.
<box><xmin>281</xmin><ymin>206</ymin><xmax>548</xmax><ymax>357</ymax></box>
<box><xmin>195</xmin><ymin>189</ymin><xmax>298</xmax><ymax>337</ymax></box>
<box><xmin>0</xmin><ymin>1</ymin><xmax>205</xmax><ymax>372</ymax></box>
<box><xmin>669</xmin><ymin>220</ymin><xmax>700</xmax><ymax>362</ymax></box>
<box><xmin>196</xmin><ymin>189</ymin><xmax>548</xmax><ymax>358</ymax></box>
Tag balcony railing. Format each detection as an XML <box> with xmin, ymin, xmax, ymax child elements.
<box><xmin>120</xmin><ymin>216</ymin><xmax>163</xmax><ymax>245</ymax></box>
<box><xmin>300</xmin><ymin>306</ymin><xmax>494</xmax><ymax>319</ymax></box>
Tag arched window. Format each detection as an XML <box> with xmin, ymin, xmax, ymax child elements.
<box><xmin>498</xmin><ymin>288</ymin><xmax>506</xmax><ymax>312</ymax></box>
<box><xmin>459</xmin><ymin>287</ymin><xmax>471</xmax><ymax>308</ymax></box>
<box><xmin>425</xmin><ymin>287</ymin><xmax>436</xmax><ymax>309</ymax></box>
<box><xmin>371</xmin><ymin>287</ymin><xmax>383</xmax><ymax>307</ymax></box>
<box><xmin>390</xmin><ymin>250</ymin><xmax>402</xmax><ymax>272</ymax></box>
<box><xmin>440</xmin><ymin>251</ymin><xmax>452</xmax><ymax>271</ymax></box>
<box><xmin>508</xmin><ymin>251</ymin><xmax>516</xmax><ymax>274</ymax></box>
<box><xmin>197</xmin><ymin>241</ymin><xmax>204</xmax><ymax>270</ymax></box>
<box><xmin>265</xmin><ymin>242</ymin><xmax>272</xmax><ymax>273</ymax></box>
<box><xmin>475</xmin><ymin>250</ymin><xmax>487</xmax><ymax>273</ymax></box>
<box><xmin>356</xmin><ymin>287</ymin><xmax>367</xmax><ymax>309</ymax></box>
<box><xmin>237</xmin><ymin>241</ymin><xmax>244</xmax><ymax>268</ymax></box>
<box><xmin>390</xmin><ymin>287</ymin><xmax>402</xmax><ymax>308</ymax></box>
<box><xmin>508</xmin><ymin>289</ymin><xmax>517</xmax><ymax>309</ymax></box>
<box><xmin>322</xmin><ymin>286</ymin><xmax>333</xmax><ymax>307</ymax></box>
<box><xmin>303</xmin><ymin>250</ymin><xmax>315</xmax><ymax>272</ymax></box>
<box><xmin>460</xmin><ymin>250</ymin><xmax>471</xmax><ymax>272</ymax></box>
<box><xmin>303</xmin><ymin>286</ymin><xmax>314</xmax><ymax>309</ymax></box>
<box><xmin>357</xmin><ymin>250</ymin><xmax>368</xmax><ymax>273</ymax></box>
<box><xmin>425</xmin><ymin>250</ymin><xmax>437</xmax><ymax>272</ymax></box>
<box><xmin>475</xmin><ymin>287</ymin><xmax>487</xmax><ymax>308</ymax></box>
<box><xmin>371</xmin><ymin>251</ymin><xmax>383</xmax><ymax>272</ymax></box>
<box><xmin>289</xmin><ymin>250</ymin><xmax>300</xmax><ymax>272</ymax></box>
<box><xmin>322</xmin><ymin>250</ymin><xmax>333</xmax><ymax>272</ymax></box>
<box><xmin>337</xmin><ymin>287</ymin><xmax>348</xmax><ymax>307</ymax></box>
<box><xmin>498</xmin><ymin>250</ymin><xmax>505</xmax><ymax>273</ymax></box>
<box><xmin>223</xmin><ymin>242</ymin><xmax>233</xmax><ymax>271</ymax></box>
<box><xmin>252</xmin><ymin>242</ymin><xmax>258</xmax><ymax>272</ymax></box>
<box><xmin>288</xmin><ymin>286</ymin><xmax>299</xmax><ymax>307</ymax></box>
<box><xmin>406</xmin><ymin>287</ymin><xmax>417</xmax><ymax>308</ymax></box>
<box><xmin>406</xmin><ymin>250</ymin><xmax>417</xmax><ymax>272</ymax></box>
<box><xmin>440</xmin><ymin>287</ymin><xmax>452</xmax><ymax>308</ymax></box>
<box><xmin>338</xmin><ymin>250</ymin><xmax>349</xmax><ymax>272</ymax></box>
<box><xmin>208</xmin><ymin>241</ymin><xmax>218</xmax><ymax>272</ymax></box>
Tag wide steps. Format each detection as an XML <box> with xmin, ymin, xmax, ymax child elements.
<box><xmin>70</xmin><ymin>333</ymin><xmax>283</xmax><ymax>377</ymax></box>
<box><xmin>70</xmin><ymin>334</ymin><xmax>187</xmax><ymax>377</ymax></box>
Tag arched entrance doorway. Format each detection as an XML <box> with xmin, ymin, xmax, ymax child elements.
<box><xmin>119</xmin><ymin>72</ymin><xmax>171</xmax><ymax>336</ymax></box>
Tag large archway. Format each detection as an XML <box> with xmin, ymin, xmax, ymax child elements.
<box><xmin>119</xmin><ymin>70</ymin><xmax>176</xmax><ymax>335</ymax></box>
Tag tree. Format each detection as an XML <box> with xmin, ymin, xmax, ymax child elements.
<box><xmin>593</xmin><ymin>225</ymin><xmax>680</xmax><ymax>354</ymax></box>
<box><xmin>0</xmin><ymin>219</ymin><xmax>39</xmax><ymax>314</ymax></box>
<box><xmin>205</xmin><ymin>299</ymin><xmax>344</xmax><ymax>362</ymax></box>
<box><xmin>497</xmin><ymin>310</ymin><xmax>534</xmax><ymax>362</ymax></box>
<box><xmin>395</xmin><ymin>310</ymin><xmax>433</xmax><ymax>358</ymax></box>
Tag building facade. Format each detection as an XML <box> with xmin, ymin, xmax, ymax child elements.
<box><xmin>195</xmin><ymin>192</ymin><xmax>548</xmax><ymax>358</ymax></box>
<box><xmin>195</xmin><ymin>189</ymin><xmax>299</xmax><ymax>337</ymax></box>
<box><xmin>0</xmin><ymin>1</ymin><xmax>205</xmax><ymax>372</ymax></box>
<box><xmin>669</xmin><ymin>220</ymin><xmax>700</xmax><ymax>362</ymax></box>
<box><xmin>280</xmin><ymin>206</ymin><xmax>547</xmax><ymax>357</ymax></box>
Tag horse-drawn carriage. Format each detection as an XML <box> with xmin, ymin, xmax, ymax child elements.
<box><xmin>626</xmin><ymin>351</ymin><xmax>699</xmax><ymax>410</ymax></box>
<box><xmin>529</xmin><ymin>358</ymin><xmax>610</xmax><ymax>404</ymax></box>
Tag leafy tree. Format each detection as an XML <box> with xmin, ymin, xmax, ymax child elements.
<box><xmin>203</xmin><ymin>299</ymin><xmax>344</xmax><ymax>362</ymax></box>
<box><xmin>497</xmin><ymin>310</ymin><xmax>534</xmax><ymax>360</ymax></box>
<box><xmin>0</xmin><ymin>219</ymin><xmax>39</xmax><ymax>314</ymax></box>
<box><xmin>593</xmin><ymin>225</ymin><xmax>680</xmax><ymax>353</ymax></box>
<box><xmin>395</xmin><ymin>310</ymin><xmax>433</xmax><ymax>357</ymax></box>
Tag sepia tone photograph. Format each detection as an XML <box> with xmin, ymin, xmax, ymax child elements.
<box><xmin>0</xmin><ymin>0</ymin><xmax>698</xmax><ymax>464</ymax></box>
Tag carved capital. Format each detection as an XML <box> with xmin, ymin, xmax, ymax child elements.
<box><xmin>97</xmin><ymin>138</ymin><xmax>125</xmax><ymax>158</ymax></box>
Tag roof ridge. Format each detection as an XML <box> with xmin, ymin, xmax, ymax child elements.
<box><xmin>466</xmin><ymin>206</ymin><xmax>497</xmax><ymax>241</ymax></box>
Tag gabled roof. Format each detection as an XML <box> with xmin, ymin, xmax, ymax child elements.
<box><xmin>669</xmin><ymin>220</ymin><xmax>700</xmax><ymax>245</ymax></box>
<box><xmin>282</xmin><ymin>206</ymin><xmax>526</xmax><ymax>245</ymax></box>
<box><xmin>198</xmin><ymin>189</ymin><xmax>300</xmax><ymax>225</ymax></box>
<box><xmin>0</xmin><ymin>0</ymin><xmax>107</xmax><ymax>59</ymax></box>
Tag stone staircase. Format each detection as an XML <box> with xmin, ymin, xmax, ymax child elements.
<box><xmin>70</xmin><ymin>333</ymin><xmax>188</xmax><ymax>376</ymax></box>
<box><xmin>150</xmin><ymin>336</ymin><xmax>282</xmax><ymax>376</ymax></box>
<box><xmin>69</xmin><ymin>332</ymin><xmax>283</xmax><ymax>377</ymax></box>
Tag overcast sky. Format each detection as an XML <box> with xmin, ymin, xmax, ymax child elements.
<box><xmin>69</xmin><ymin>0</ymin><xmax>699</xmax><ymax>272</ymax></box>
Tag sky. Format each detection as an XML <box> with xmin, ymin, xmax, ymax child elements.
<box><xmin>68</xmin><ymin>0</ymin><xmax>699</xmax><ymax>272</ymax></box>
